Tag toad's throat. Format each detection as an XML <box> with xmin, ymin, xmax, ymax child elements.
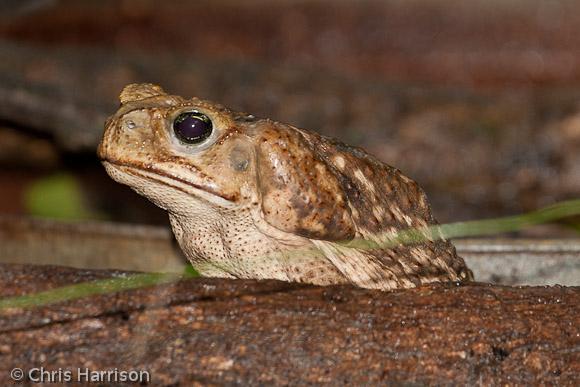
<box><xmin>101</xmin><ymin>157</ymin><xmax>236</xmax><ymax>202</ymax></box>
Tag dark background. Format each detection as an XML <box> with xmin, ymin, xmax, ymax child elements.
<box><xmin>0</xmin><ymin>0</ymin><xmax>578</xmax><ymax>236</ymax></box>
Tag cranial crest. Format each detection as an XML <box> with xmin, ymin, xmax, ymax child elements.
<box><xmin>119</xmin><ymin>83</ymin><xmax>167</xmax><ymax>104</ymax></box>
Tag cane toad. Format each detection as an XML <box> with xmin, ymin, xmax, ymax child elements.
<box><xmin>98</xmin><ymin>83</ymin><xmax>472</xmax><ymax>290</ymax></box>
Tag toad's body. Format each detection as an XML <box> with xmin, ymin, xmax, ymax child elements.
<box><xmin>99</xmin><ymin>84</ymin><xmax>472</xmax><ymax>290</ymax></box>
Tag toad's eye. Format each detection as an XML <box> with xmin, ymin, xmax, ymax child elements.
<box><xmin>172</xmin><ymin>111</ymin><xmax>213</xmax><ymax>144</ymax></box>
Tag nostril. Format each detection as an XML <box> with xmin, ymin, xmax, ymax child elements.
<box><xmin>125</xmin><ymin>120</ymin><xmax>136</xmax><ymax>129</ymax></box>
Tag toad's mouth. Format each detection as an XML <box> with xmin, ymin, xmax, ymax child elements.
<box><xmin>101</xmin><ymin>157</ymin><xmax>236</xmax><ymax>203</ymax></box>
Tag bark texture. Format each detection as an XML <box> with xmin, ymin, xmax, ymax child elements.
<box><xmin>0</xmin><ymin>263</ymin><xmax>578</xmax><ymax>385</ymax></box>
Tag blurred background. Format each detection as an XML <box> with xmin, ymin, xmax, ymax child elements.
<box><xmin>0</xmin><ymin>0</ymin><xmax>579</xmax><ymax>237</ymax></box>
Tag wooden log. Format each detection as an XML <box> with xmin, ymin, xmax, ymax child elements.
<box><xmin>0</xmin><ymin>215</ymin><xmax>187</xmax><ymax>272</ymax></box>
<box><xmin>0</xmin><ymin>263</ymin><xmax>577</xmax><ymax>385</ymax></box>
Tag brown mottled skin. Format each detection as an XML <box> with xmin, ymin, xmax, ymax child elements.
<box><xmin>98</xmin><ymin>83</ymin><xmax>473</xmax><ymax>290</ymax></box>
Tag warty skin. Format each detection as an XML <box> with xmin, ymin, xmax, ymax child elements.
<box><xmin>98</xmin><ymin>83</ymin><xmax>473</xmax><ymax>290</ymax></box>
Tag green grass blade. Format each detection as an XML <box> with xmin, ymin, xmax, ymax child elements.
<box><xmin>1</xmin><ymin>199</ymin><xmax>578</xmax><ymax>311</ymax></box>
<box><xmin>0</xmin><ymin>271</ymin><xmax>195</xmax><ymax>310</ymax></box>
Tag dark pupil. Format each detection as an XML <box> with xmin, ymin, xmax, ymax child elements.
<box><xmin>173</xmin><ymin>112</ymin><xmax>212</xmax><ymax>144</ymax></box>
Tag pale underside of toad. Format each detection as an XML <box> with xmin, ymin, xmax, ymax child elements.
<box><xmin>98</xmin><ymin>83</ymin><xmax>473</xmax><ymax>290</ymax></box>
